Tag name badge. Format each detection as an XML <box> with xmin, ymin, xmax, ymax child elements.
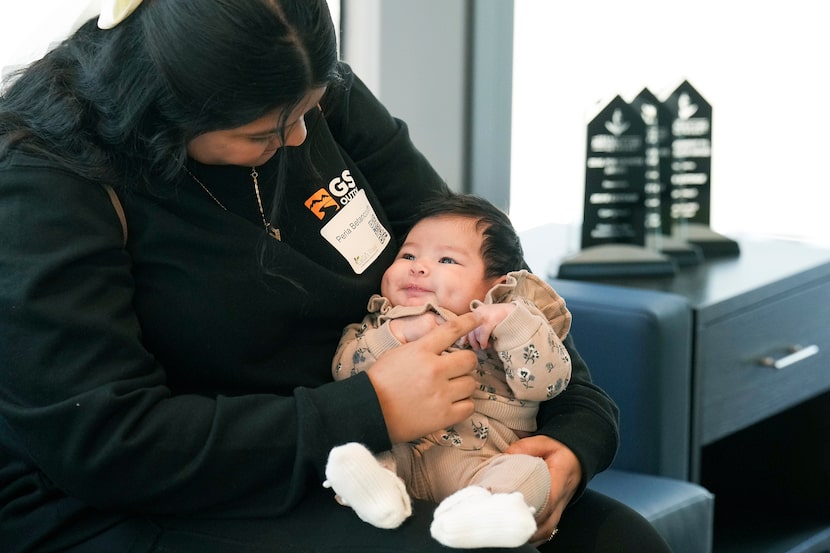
<box><xmin>320</xmin><ymin>189</ymin><xmax>390</xmax><ymax>274</ymax></box>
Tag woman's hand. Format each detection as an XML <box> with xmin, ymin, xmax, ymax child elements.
<box><xmin>367</xmin><ymin>312</ymin><xmax>480</xmax><ymax>444</ymax></box>
<box><xmin>505</xmin><ymin>435</ymin><xmax>583</xmax><ymax>545</ymax></box>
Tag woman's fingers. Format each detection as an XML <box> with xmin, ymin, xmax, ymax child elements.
<box><xmin>416</xmin><ymin>312</ymin><xmax>479</xmax><ymax>356</ymax></box>
<box><xmin>366</xmin><ymin>312</ymin><xmax>480</xmax><ymax>443</ymax></box>
<box><xmin>507</xmin><ymin>436</ymin><xmax>582</xmax><ymax>545</ymax></box>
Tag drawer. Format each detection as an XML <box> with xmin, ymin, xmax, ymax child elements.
<box><xmin>699</xmin><ymin>278</ymin><xmax>830</xmax><ymax>444</ymax></box>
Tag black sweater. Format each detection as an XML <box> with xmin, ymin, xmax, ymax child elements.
<box><xmin>0</xmin><ymin>67</ymin><xmax>618</xmax><ymax>552</ymax></box>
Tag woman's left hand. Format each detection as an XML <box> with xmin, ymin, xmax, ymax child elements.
<box><xmin>505</xmin><ymin>435</ymin><xmax>582</xmax><ymax>546</ymax></box>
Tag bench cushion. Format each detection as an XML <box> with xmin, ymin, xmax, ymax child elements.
<box><xmin>590</xmin><ymin>469</ymin><xmax>714</xmax><ymax>553</ymax></box>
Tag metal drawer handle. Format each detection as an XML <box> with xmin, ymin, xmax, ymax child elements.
<box><xmin>759</xmin><ymin>344</ymin><xmax>820</xmax><ymax>370</ymax></box>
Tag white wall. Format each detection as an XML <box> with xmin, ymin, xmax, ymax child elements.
<box><xmin>342</xmin><ymin>0</ymin><xmax>468</xmax><ymax>192</ymax></box>
<box><xmin>1</xmin><ymin>1</ymin><xmax>341</xmax><ymax>75</ymax></box>
<box><xmin>511</xmin><ymin>0</ymin><xmax>830</xmax><ymax>245</ymax></box>
<box><xmin>0</xmin><ymin>1</ymin><xmax>99</xmax><ymax>74</ymax></box>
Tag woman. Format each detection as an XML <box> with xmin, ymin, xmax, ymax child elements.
<box><xmin>0</xmin><ymin>1</ymin><xmax>671</xmax><ymax>551</ymax></box>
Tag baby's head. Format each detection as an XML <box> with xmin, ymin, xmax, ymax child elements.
<box><xmin>380</xmin><ymin>194</ymin><xmax>524</xmax><ymax>314</ymax></box>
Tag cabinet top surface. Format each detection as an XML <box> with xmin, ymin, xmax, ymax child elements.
<box><xmin>520</xmin><ymin>224</ymin><xmax>830</xmax><ymax>320</ymax></box>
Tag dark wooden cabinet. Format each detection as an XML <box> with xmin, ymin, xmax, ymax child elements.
<box><xmin>564</xmin><ymin>237</ymin><xmax>830</xmax><ymax>478</ymax></box>
<box><xmin>520</xmin><ymin>226</ymin><xmax>830</xmax><ymax>552</ymax></box>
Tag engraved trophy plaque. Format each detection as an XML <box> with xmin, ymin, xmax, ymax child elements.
<box><xmin>662</xmin><ymin>80</ymin><xmax>739</xmax><ymax>256</ymax></box>
<box><xmin>631</xmin><ymin>87</ymin><xmax>702</xmax><ymax>265</ymax></box>
<box><xmin>558</xmin><ymin>95</ymin><xmax>675</xmax><ymax>279</ymax></box>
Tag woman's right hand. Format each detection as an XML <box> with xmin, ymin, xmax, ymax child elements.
<box><xmin>367</xmin><ymin>312</ymin><xmax>480</xmax><ymax>444</ymax></box>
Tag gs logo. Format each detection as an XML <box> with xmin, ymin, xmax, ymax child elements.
<box><xmin>304</xmin><ymin>170</ymin><xmax>359</xmax><ymax>221</ymax></box>
<box><xmin>329</xmin><ymin>169</ymin><xmax>356</xmax><ymax>198</ymax></box>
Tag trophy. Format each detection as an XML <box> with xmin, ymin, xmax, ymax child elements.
<box><xmin>630</xmin><ymin>87</ymin><xmax>703</xmax><ymax>265</ymax></box>
<box><xmin>557</xmin><ymin>95</ymin><xmax>676</xmax><ymax>279</ymax></box>
<box><xmin>662</xmin><ymin>80</ymin><xmax>739</xmax><ymax>257</ymax></box>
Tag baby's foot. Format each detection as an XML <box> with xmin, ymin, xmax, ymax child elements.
<box><xmin>324</xmin><ymin>442</ymin><xmax>412</xmax><ymax>529</ymax></box>
<box><xmin>430</xmin><ymin>486</ymin><xmax>536</xmax><ymax>549</ymax></box>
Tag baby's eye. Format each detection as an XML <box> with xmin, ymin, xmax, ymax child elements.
<box><xmin>401</xmin><ymin>253</ymin><xmax>415</xmax><ymax>261</ymax></box>
<box><xmin>439</xmin><ymin>257</ymin><xmax>458</xmax><ymax>264</ymax></box>
<box><xmin>249</xmin><ymin>136</ymin><xmax>274</xmax><ymax>144</ymax></box>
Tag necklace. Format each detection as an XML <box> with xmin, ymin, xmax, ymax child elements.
<box><xmin>184</xmin><ymin>165</ymin><xmax>281</xmax><ymax>241</ymax></box>
<box><xmin>249</xmin><ymin>168</ymin><xmax>281</xmax><ymax>240</ymax></box>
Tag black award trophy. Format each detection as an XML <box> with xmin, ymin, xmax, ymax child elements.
<box><xmin>630</xmin><ymin>87</ymin><xmax>703</xmax><ymax>265</ymax></box>
<box><xmin>558</xmin><ymin>95</ymin><xmax>676</xmax><ymax>279</ymax></box>
<box><xmin>662</xmin><ymin>80</ymin><xmax>739</xmax><ymax>257</ymax></box>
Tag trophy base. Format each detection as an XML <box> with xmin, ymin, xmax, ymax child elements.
<box><xmin>556</xmin><ymin>244</ymin><xmax>677</xmax><ymax>280</ymax></box>
<box><xmin>678</xmin><ymin>223</ymin><xmax>740</xmax><ymax>258</ymax></box>
<box><xmin>646</xmin><ymin>234</ymin><xmax>704</xmax><ymax>266</ymax></box>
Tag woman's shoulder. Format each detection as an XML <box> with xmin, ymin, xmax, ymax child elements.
<box><xmin>1</xmin><ymin>148</ymin><xmax>93</xmax><ymax>183</ymax></box>
<box><xmin>0</xmin><ymin>149</ymin><xmax>110</xmax><ymax>213</ymax></box>
<box><xmin>0</xmin><ymin>148</ymin><xmax>124</xmax><ymax>244</ymax></box>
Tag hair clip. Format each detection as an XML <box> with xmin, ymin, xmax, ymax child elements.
<box><xmin>98</xmin><ymin>0</ymin><xmax>144</xmax><ymax>30</ymax></box>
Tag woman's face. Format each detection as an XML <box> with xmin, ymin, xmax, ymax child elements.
<box><xmin>186</xmin><ymin>87</ymin><xmax>326</xmax><ymax>166</ymax></box>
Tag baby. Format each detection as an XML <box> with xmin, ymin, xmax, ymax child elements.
<box><xmin>324</xmin><ymin>193</ymin><xmax>572</xmax><ymax>549</ymax></box>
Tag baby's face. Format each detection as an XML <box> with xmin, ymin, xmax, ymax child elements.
<box><xmin>381</xmin><ymin>215</ymin><xmax>501</xmax><ymax>315</ymax></box>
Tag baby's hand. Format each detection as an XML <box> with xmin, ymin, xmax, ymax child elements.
<box><xmin>389</xmin><ymin>312</ymin><xmax>444</xmax><ymax>344</ymax></box>
<box><xmin>467</xmin><ymin>303</ymin><xmax>516</xmax><ymax>350</ymax></box>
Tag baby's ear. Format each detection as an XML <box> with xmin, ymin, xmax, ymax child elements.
<box><xmin>484</xmin><ymin>274</ymin><xmax>507</xmax><ymax>292</ymax></box>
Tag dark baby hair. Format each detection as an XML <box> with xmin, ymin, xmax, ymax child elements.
<box><xmin>413</xmin><ymin>193</ymin><xmax>524</xmax><ymax>279</ymax></box>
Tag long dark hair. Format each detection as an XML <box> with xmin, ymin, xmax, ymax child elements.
<box><xmin>0</xmin><ymin>0</ymin><xmax>339</xmax><ymax>188</ymax></box>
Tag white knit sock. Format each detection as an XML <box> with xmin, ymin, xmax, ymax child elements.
<box><xmin>430</xmin><ymin>486</ymin><xmax>537</xmax><ymax>549</ymax></box>
<box><xmin>323</xmin><ymin>442</ymin><xmax>412</xmax><ymax>529</ymax></box>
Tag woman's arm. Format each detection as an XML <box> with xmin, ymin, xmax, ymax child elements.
<box><xmin>534</xmin><ymin>334</ymin><xmax>620</xmax><ymax>488</ymax></box>
<box><xmin>509</xmin><ymin>335</ymin><xmax>619</xmax><ymax>544</ymax></box>
<box><xmin>0</xmin><ymin>161</ymin><xmax>393</xmax><ymax>516</ymax></box>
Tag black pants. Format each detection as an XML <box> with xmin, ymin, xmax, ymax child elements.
<box><xmin>66</xmin><ymin>486</ymin><xmax>671</xmax><ymax>553</ymax></box>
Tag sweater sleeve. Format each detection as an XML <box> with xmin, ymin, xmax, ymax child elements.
<box><xmin>489</xmin><ymin>301</ymin><xmax>572</xmax><ymax>402</ymax></box>
<box><xmin>0</xmin><ymin>161</ymin><xmax>391</xmax><ymax>516</ymax></box>
<box><xmin>331</xmin><ymin>318</ymin><xmax>401</xmax><ymax>381</ymax></box>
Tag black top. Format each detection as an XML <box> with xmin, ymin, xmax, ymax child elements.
<box><xmin>0</xmin><ymin>66</ymin><xmax>618</xmax><ymax>552</ymax></box>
